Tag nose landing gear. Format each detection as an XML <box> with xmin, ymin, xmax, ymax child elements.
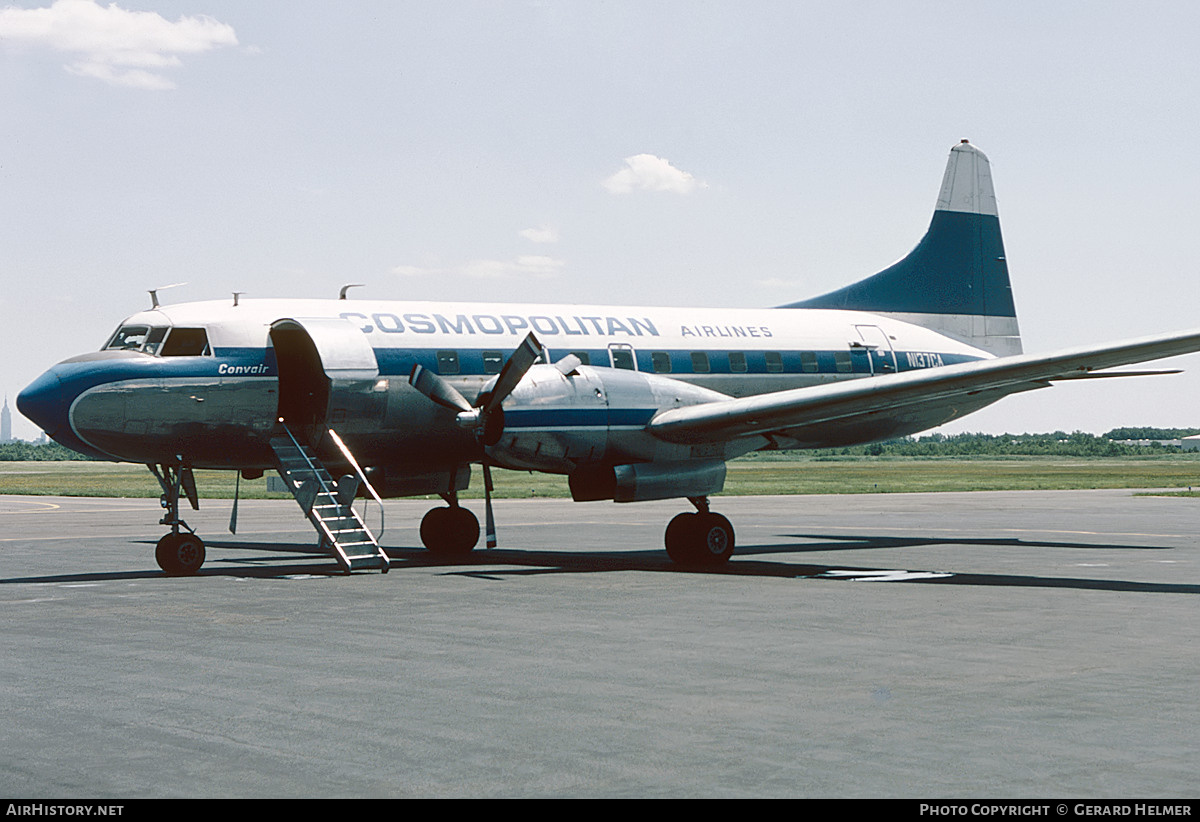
<box><xmin>149</xmin><ymin>460</ymin><xmax>206</xmax><ymax>575</ymax></box>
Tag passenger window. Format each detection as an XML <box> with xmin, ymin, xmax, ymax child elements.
<box><xmin>437</xmin><ymin>350</ymin><xmax>460</xmax><ymax>375</ymax></box>
<box><xmin>609</xmin><ymin>345</ymin><xmax>635</xmax><ymax>370</ymax></box>
<box><xmin>482</xmin><ymin>351</ymin><xmax>503</xmax><ymax>375</ymax></box>
<box><xmin>728</xmin><ymin>352</ymin><xmax>747</xmax><ymax>373</ymax></box>
<box><xmin>160</xmin><ymin>328</ymin><xmax>211</xmax><ymax>357</ymax></box>
<box><xmin>765</xmin><ymin>351</ymin><xmax>784</xmax><ymax>373</ymax></box>
<box><xmin>834</xmin><ymin>351</ymin><xmax>853</xmax><ymax>373</ymax></box>
<box><xmin>651</xmin><ymin>352</ymin><xmax>672</xmax><ymax>373</ymax></box>
<box><xmin>800</xmin><ymin>351</ymin><xmax>819</xmax><ymax>373</ymax></box>
<box><xmin>690</xmin><ymin>352</ymin><xmax>710</xmax><ymax>373</ymax></box>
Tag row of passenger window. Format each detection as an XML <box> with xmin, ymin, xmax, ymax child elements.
<box><xmin>648</xmin><ymin>350</ymin><xmax>849</xmax><ymax>374</ymax></box>
<box><xmin>434</xmin><ymin>348</ymin><xmax>856</xmax><ymax>376</ymax></box>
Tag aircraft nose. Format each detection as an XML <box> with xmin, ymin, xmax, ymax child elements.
<box><xmin>17</xmin><ymin>367</ymin><xmax>66</xmax><ymax>438</ymax></box>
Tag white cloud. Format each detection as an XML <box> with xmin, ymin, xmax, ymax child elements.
<box><xmin>518</xmin><ymin>226</ymin><xmax>559</xmax><ymax>244</ymax></box>
<box><xmin>602</xmin><ymin>154</ymin><xmax>706</xmax><ymax>195</ymax></box>
<box><xmin>394</xmin><ymin>255</ymin><xmax>565</xmax><ymax>281</ymax></box>
<box><xmin>0</xmin><ymin>0</ymin><xmax>238</xmax><ymax>89</ymax></box>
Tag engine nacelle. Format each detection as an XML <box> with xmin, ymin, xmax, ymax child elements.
<box><xmin>569</xmin><ymin>459</ymin><xmax>727</xmax><ymax>503</ymax></box>
<box><xmin>483</xmin><ymin>364</ymin><xmax>730</xmax><ymax>473</ymax></box>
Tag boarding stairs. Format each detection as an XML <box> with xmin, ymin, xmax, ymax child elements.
<box><xmin>269</xmin><ymin>424</ymin><xmax>389</xmax><ymax>573</ymax></box>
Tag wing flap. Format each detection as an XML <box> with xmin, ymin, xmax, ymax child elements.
<box><xmin>647</xmin><ymin>329</ymin><xmax>1200</xmax><ymax>444</ymax></box>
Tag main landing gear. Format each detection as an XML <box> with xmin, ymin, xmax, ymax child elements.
<box><xmin>416</xmin><ymin>492</ymin><xmax>735</xmax><ymax>566</ymax></box>
<box><xmin>149</xmin><ymin>461</ymin><xmax>206</xmax><ymax>575</ymax></box>
<box><xmin>665</xmin><ymin>496</ymin><xmax>735</xmax><ymax>567</ymax></box>
<box><xmin>419</xmin><ymin>493</ymin><xmax>481</xmax><ymax>558</ymax></box>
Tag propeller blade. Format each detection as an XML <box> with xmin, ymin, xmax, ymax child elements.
<box><xmin>483</xmin><ymin>463</ymin><xmax>497</xmax><ymax>548</ymax></box>
<box><xmin>482</xmin><ymin>332</ymin><xmax>543</xmax><ymax>415</ymax></box>
<box><xmin>409</xmin><ymin>363</ymin><xmax>473</xmax><ymax>413</ymax></box>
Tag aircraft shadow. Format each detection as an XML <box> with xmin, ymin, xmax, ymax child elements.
<box><xmin>2</xmin><ymin>533</ymin><xmax>1195</xmax><ymax>595</ymax></box>
<box><xmin>0</xmin><ymin>540</ymin><xmax>341</xmax><ymax>584</ymax></box>
<box><xmin>400</xmin><ymin>530</ymin><xmax>1200</xmax><ymax>596</ymax></box>
<box><xmin>743</xmin><ymin>532</ymin><xmax>1176</xmax><ymax>555</ymax></box>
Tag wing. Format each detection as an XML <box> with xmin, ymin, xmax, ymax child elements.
<box><xmin>647</xmin><ymin>328</ymin><xmax>1200</xmax><ymax>445</ymax></box>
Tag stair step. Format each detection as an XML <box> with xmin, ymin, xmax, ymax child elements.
<box><xmin>269</xmin><ymin>424</ymin><xmax>388</xmax><ymax>574</ymax></box>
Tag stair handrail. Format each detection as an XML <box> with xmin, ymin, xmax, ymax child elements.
<box><xmin>277</xmin><ymin>423</ymin><xmax>355</xmax><ymax>571</ymax></box>
<box><xmin>325</xmin><ymin>427</ymin><xmax>386</xmax><ymax>541</ymax></box>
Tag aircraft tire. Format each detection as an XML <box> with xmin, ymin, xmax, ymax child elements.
<box><xmin>155</xmin><ymin>532</ymin><xmax>206</xmax><ymax>576</ymax></box>
<box><xmin>665</xmin><ymin>512</ymin><xmax>700</xmax><ymax>563</ymax></box>
<box><xmin>665</xmin><ymin>511</ymin><xmax>734</xmax><ymax>566</ymax></box>
<box><xmin>420</xmin><ymin>506</ymin><xmax>480</xmax><ymax>558</ymax></box>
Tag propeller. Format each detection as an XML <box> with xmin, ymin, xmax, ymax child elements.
<box><xmin>408</xmin><ymin>332</ymin><xmax>545</xmax><ymax>547</ymax></box>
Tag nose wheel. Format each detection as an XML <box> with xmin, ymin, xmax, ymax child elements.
<box><xmin>156</xmin><ymin>532</ymin><xmax>207</xmax><ymax>576</ymax></box>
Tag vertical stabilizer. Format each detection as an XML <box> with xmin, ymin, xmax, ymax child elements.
<box><xmin>781</xmin><ymin>141</ymin><xmax>1022</xmax><ymax>356</ymax></box>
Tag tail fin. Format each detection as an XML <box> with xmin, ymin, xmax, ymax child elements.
<box><xmin>781</xmin><ymin>140</ymin><xmax>1022</xmax><ymax>356</ymax></box>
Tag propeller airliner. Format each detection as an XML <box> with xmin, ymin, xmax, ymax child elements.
<box><xmin>18</xmin><ymin>141</ymin><xmax>1200</xmax><ymax>574</ymax></box>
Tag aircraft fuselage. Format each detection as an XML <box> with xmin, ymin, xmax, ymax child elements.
<box><xmin>19</xmin><ymin>298</ymin><xmax>990</xmax><ymax>477</ymax></box>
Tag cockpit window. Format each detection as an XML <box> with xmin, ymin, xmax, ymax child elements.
<box><xmin>142</xmin><ymin>326</ymin><xmax>169</xmax><ymax>355</ymax></box>
<box><xmin>104</xmin><ymin>325</ymin><xmax>152</xmax><ymax>351</ymax></box>
<box><xmin>160</xmin><ymin>328</ymin><xmax>211</xmax><ymax>357</ymax></box>
<box><xmin>102</xmin><ymin>324</ymin><xmax>210</xmax><ymax>356</ymax></box>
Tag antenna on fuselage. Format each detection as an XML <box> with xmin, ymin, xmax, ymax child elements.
<box><xmin>339</xmin><ymin>283</ymin><xmax>365</xmax><ymax>300</ymax></box>
<box><xmin>148</xmin><ymin>283</ymin><xmax>188</xmax><ymax>309</ymax></box>
<box><xmin>232</xmin><ymin>292</ymin><xmax>245</xmax><ymax>307</ymax></box>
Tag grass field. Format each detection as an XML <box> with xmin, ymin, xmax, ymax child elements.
<box><xmin>3</xmin><ymin>455</ymin><xmax>1199</xmax><ymax>499</ymax></box>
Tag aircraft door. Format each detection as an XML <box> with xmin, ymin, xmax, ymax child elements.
<box><xmin>269</xmin><ymin>317</ymin><xmax>384</xmax><ymax>435</ymax></box>
<box><xmin>854</xmin><ymin>325</ymin><xmax>897</xmax><ymax>375</ymax></box>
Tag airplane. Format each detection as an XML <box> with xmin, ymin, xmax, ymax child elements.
<box><xmin>17</xmin><ymin>140</ymin><xmax>1200</xmax><ymax>575</ymax></box>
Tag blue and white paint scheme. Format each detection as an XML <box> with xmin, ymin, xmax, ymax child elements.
<box><xmin>17</xmin><ymin>142</ymin><xmax>1200</xmax><ymax>574</ymax></box>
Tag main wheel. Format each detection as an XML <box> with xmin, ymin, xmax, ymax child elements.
<box><xmin>156</xmin><ymin>532</ymin><xmax>206</xmax><ymax>576</ymax></box>
<box><xmin>664</xmin><ymin>511</ymin><xmax>734</xmax><ymax>566</ymax></box>
<box><xmin>665</xmin><ymin>512</ymin><xmax>700</xmax><ymax>563</ymax></box>
<box><xmin>419</xmin><ymin>506</ymin><xmax>480</xmax><ymax>558</ymax></box>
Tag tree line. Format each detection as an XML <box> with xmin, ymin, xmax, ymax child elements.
<box><xmin>795</xmin><ymin>429</ymin><xmax>1200</xmax><ymax>458</ymax></box>
<box><xmin>0</xmin><ymin>441</ymin><xmax>95</xmax><ymax>461</ymax></box>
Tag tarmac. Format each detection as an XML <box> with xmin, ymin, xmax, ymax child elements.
<box><xmin>1</xmin><ymin>489</ymin><xmax>1197</xmax><ymax>798</ymax></box>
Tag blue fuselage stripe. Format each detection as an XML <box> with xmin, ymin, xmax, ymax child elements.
<box><xmin>41</xmin><ymin>346</ymin><xmax>983</xmax><ymax>395</ymax></box>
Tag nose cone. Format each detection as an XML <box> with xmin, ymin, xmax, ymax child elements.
<box><xmin>17</xmin><ymin>368</ymin><xmax>66</xmax><ymax>438</ymax></box>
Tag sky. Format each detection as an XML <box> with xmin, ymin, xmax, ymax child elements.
<box><xmin>2</xmin><ymin>0</ymin><xmax>1199</xmax><ymax>441</ymax></box>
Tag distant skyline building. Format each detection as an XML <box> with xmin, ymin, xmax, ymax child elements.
<box><xmin>1</xmin><ymin>395</ymin><xmax>11</xmax><ymax>442</ymax></box>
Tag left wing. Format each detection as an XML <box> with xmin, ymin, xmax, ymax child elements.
<box><xmin>647</xmin><ymin>328</ymin><xmax>1200</xmax><ymax>444</ymax></box>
